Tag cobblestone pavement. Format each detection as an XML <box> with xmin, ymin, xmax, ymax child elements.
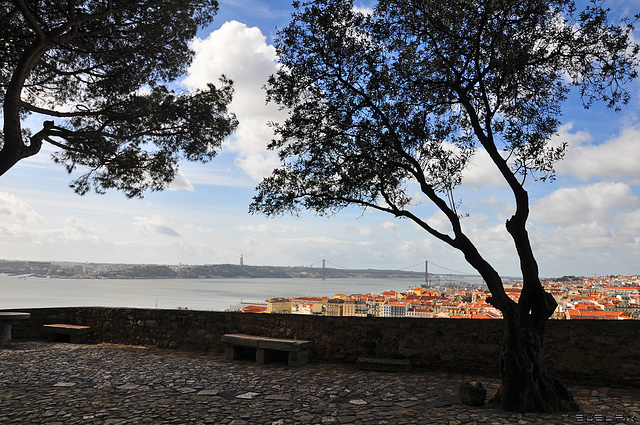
<box><xmin>1</xmin><ymin>342</ymin><xmax>638</xmax><ymax>424</ymax></box>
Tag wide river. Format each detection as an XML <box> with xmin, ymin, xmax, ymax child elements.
<box><xmin>0</xmin><ymin>275</ymin><xmax>425</xmax><ymax>311</ymax></box>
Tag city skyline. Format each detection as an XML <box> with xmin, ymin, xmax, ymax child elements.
<box><xmin>1</xmin><ymin>0</ymin><xmax>640</xmax><ymax>278</ymax></box>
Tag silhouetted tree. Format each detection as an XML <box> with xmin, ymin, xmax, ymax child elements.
<box><xmin>1</xmin><ymin>0</ymin><xmax>237</xmax><ymax>197</ymax></box>
<box><xmin>251</xmin><ymin>0</ymin><xmax>639</xmax><ymax>412</ymax></box>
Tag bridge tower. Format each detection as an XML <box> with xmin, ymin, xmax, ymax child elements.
<box><xmin>322</xmin><ymin>259</ymin><xmax>326</xmax><ymax>280</ymax></box>
<box><xmin>425</xmin><ymin>260</ymin><xmax>429</xmax><ymax>284</ymax></box>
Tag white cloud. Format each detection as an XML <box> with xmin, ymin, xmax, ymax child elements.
<box><xmin>353</xmin><ymin>4</ymin><xmax>374</xmax><ymax>15</ymax></box>
<box><xmin>531</xmin><ymin>182</ymin><xmax>640</xmax><ymax>227</ymax></box>
<box><xmin>471</xmin><ymin>195</ymin><xmax>513</xmax><ymax>221</ymax></box>
<box><xmin>57</xmin><ymin>217</ymin><xmax>103</xmax><ymax>243</ymax></box>
<box><xmin>167</xmin><ymin>171</ymin><xmax>194</xmax><ymax>192</ymax></box>
<box><xmin>237</xmin><ymin>223</ymin><xmax>297</xmax><ymax>234</ymax></box>
<box><xmin>529</xmin><ymin>217</ymin><xmax>640</xmax><ymax>277</ymax></box>
<box><xmin>467</xmin><ymin>220</ymin><xmax>518</xmax><ymax>269</ymax></box>
<box><xmin>615</xmin><ymin>208</ymin><xmax>640</xmax><ymax>235</ymax></box>
<box><xmin>134</xmin><ymin>215</ymin><xmax>181</xmax><ymax>237</ymax></box>
<box><xmin>359</xmin><ymin>227</ymin><xmax>374</xmax><ymax>237</ymax></box>
<box><xmin>523</xmin><ymin>181</ymin><xmax>640</xmax><ymax>276</ymax></box>
<box><xmin>459</xmin><ymin>122</ymin><xmax>622</xmax><ymax>188</ymax></box>
<box><xmin>556</xmin><ymin>124</ymin><xmax>640</xmax><ymax>182</ymax></box>
<box><xmin>462</xmin><ymin>148</ymin><xmax>506</xmax><ymax>188</ymax></box>
<box><xmin>0</xmin><ymin>192</ymin><xmax>43</xmax><ymax>225</ymax></box>
<box><xmin>424</xmin><ymin>210</ymin><xmax>455</xmax><ymax>235</ymax></box>
<box><xmin>177</xmin><ymin>160</ymin><xmax>256</xmax><ymax>188</ymax></box>
<box><xmin>552</xmin><ymin>122</ymin><xmax>592</xmax><ymax>146</ymax></box>
<box><xmin>380</xmin><ymin>221</ymin><xmax>399</xmax><ymax>231</ymax></box>
<box><xmin>184</xmin><ymin>21</ymin><xmax>284</xmax><ymax>181</ymax></box>
<box><xmin>357</xmin><ymin>240</ymin><xmax>376</xmax><ymax>246</ymax></box>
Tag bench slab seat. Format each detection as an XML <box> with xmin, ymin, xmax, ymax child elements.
<box><xmin>222</xmin><ymin>334</ymin><xmax>313</xmax><ymax>367</ymax></box>
<box><xmin>43</xmin><ymin>324</ymin><xmax>92</xmax><ymax>343</ymax></box>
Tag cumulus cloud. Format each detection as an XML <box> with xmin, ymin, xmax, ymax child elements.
<box><xmin>167</xmin><ymin>171</ymin><xmax>194</xmax><ymax>192</ymax></box>
<box><xmin>615</xmin><ymin>209</ymin><xmax>640</xmax><ymax>236</ymax></box>
<box><xmin>380</xmin><ymin>221</ymin><xmax>399</xmax><ymax>231</ymax></box>
<box><xmin>555</xmin><ymin>124</ymin><xmax>640</xmax><ymax>182</ymax></box>
<box><xmin>134</xmin><ymin>215</ymin><xmax>181</xmax><ymax>237</ymax></box>
<box><xmin>0</xmin><ymin>192</ymin><xmax>43</xmax><ymax>225</ymax></box>
<box><xmin>531</xmin><ymin>182</ymin><xmax>640</xmax><ymax>227</ymax></box>
<box><xmin>524</xmin><ymin>180</ymin><xmax>640</xmax><ymax>275</ymax></box>
<box><xmin>528</xmin><ymin>215</ymin><xmax>640</xmax><ymax>277</ymax></box>
<box><xmin>424</xmin><ymin>210</ymin><xmax>455</xmax><ymax>235</ymax></box>
<box><xmin>551</xmin><ymin>122</ymin><xmax>593</xmax><ymax>147</ymax></box>
<box><xmin>461</xmin><ymin>148</ymin><xmax>506</xmax><ymax>188</ymax></box>
<box><xmin>460</xmin><ymin>122</ymin><xmax>602</xmax><ymax>188</ymax></box>
<box><xmin>184</xmin><ymin>21</ymin><xmax>284</xmax><ymax>181</ymax></box>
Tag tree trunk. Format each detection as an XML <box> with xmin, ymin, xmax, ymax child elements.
<box><xmin>497</xmin><ymin>308</ymin><xmax>579</xmax><ymax>413</ymax></box>
<box><xmin>1</xmin><ymin>40</ymin><xmax>50</xmax><ymax>177</ymax></box>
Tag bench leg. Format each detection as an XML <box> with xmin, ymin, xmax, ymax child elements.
<box><xmin>225</xmin><ymin>344</ymin><xmax>241</xmax><ymax>361</ymax></box>
<box><xmin>225</xmin><ymin>343</ymin><xmax>310</xmax><ymax>366</ymax></box>
<box><xmin>288</xmin><ymin>350</ymin><xmax>310</xmax><ymax>367</ymax></box>
<box><xmin>257</xmin><ymin>348</ymin><xmax>278</xmax><ymax>364</ymax></box>
<box><xmin>0</xmin><ymin>320</ymin><xmax>12</xmax><ymax>347</ymax></box>
<box><xmin>69</xmin><ymin>333</ymin><xmax>88</xmax><ymax>344</ymax></box>
<box><xmin>46</xmin><ymin>332</ymin><xmax>72</xmax><ymax>343</ymax></box>
<box><xmin>256</xmin><ymin>348</ymin><xmax>265</xmax><ymax>364</ymax></box>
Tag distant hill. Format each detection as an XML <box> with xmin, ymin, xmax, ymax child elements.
<box><xmin>0</xmin><ymin>259</ymin><xmax>425</xmax><ymax>280</ymax></box>
<box><xmin>94</xmin><ymin>264</ymin><xmax>427</xmax><ymax>279</ymax></box>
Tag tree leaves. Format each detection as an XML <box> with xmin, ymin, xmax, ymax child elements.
<box><xmin>253</xmin><ymin>0</ymin><xmax>639</xmax><ymax>216</ymax></box>
<box><xmin>1</xmin><ymin>0</ymin><xmax>237</xmax><ymax>197</ymax></box>
<box><xmin>251</xmin><ymin>0</ymin><xmax>638</xmax><ymax>307</ymax></box>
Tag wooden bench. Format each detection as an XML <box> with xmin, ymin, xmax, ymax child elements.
<box><xmin>221</xmin><ymin>334</ymin><xmax>312</xmax><ymax>367</ymax></box>
<box><xmin>43</xmin><ymin>324</ymin><xmax>92</xmax><ymax>343</ymax></box>
<box><xmin>0</xmin><ymin>312</ymin><xmax>31</xmax><ymax>347</ymax></box>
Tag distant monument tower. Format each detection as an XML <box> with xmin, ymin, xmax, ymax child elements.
<box><xmin>240</xmin><ymin>254</ymin><xmax>244</xmax><ymax>266</ymax></box>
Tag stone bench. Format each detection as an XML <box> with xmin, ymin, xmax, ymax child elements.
<box><xmin>357</xmin><ymin>356</ymin><xmax>412</xmax><ymax>372</ymax></box>
<box><xmin>0</xmin><ymin>312</ymin><xmax>31</xmax><ymax>346</ymax></box>
<box><xmin>43</xmin><ymin>324</ymin><xmax>92</xmax><ymax>343</ymax></box>
<box><xmin>221</xmin><ymin>334</ymin><xmax>312</xmax><ymax>367</ymax></box>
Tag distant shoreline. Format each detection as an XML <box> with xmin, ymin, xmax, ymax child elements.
<box><xmin>1</xmin><ymin>259</ymin><xmax>429</xmax><ymax>281</ymax></box>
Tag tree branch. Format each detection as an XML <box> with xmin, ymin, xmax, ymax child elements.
<box><xmin>21</xmin><ymin>101</ymin><xmax>104</xmax><ymax>118</ymax></box>
<box><xmin>14</xmin><ymin>0</ymin><xmax>46</xmax><ymax>41</ymax></box>
<box><xmin>328</xmin><ymin>69</ymin><xmax>515</xmax><ymax>311</ymax></box>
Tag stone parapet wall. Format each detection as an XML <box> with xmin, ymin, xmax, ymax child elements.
<box><xmin>7</xmin><ymin>307</ymin><xmax>639</xmax><ymax>387</ymax></box>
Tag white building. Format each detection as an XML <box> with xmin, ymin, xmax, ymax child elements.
<box><xmin>383</xmin><ymin>300</ymin><xmax>411</xmax><ymax>318</ymax></box>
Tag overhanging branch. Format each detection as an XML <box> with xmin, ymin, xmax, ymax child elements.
<box><xmin>21</xmin><ymin>101</ymin><xmax>103</xmax><ymax>118</ymax></box>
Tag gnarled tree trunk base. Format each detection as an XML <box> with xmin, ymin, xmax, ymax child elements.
<box><xmin>496</xmin><ymin>310</ymin><xmax>580</xmax><ymax>413</ymax></box>
<box><xmin>495</xmin><ymin>372</ymin><xmax>579</xmax><ymax>413</ymax></box>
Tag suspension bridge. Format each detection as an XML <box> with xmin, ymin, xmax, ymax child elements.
<box><xmin>305</xmin><ymin>258</ymin><xmax>488</xmax><ymax>285</ymax></box>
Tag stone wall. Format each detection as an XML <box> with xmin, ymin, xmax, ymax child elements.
<box><xmin>7</xmin><ymin>307</ymin><xmax>640</xmax><ymax>387</ymax></box>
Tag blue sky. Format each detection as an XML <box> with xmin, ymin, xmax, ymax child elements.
<box><xmin>1</xmin><ymin>0</ymin><xmax>639</xmax><ymax>278</ymax></box>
